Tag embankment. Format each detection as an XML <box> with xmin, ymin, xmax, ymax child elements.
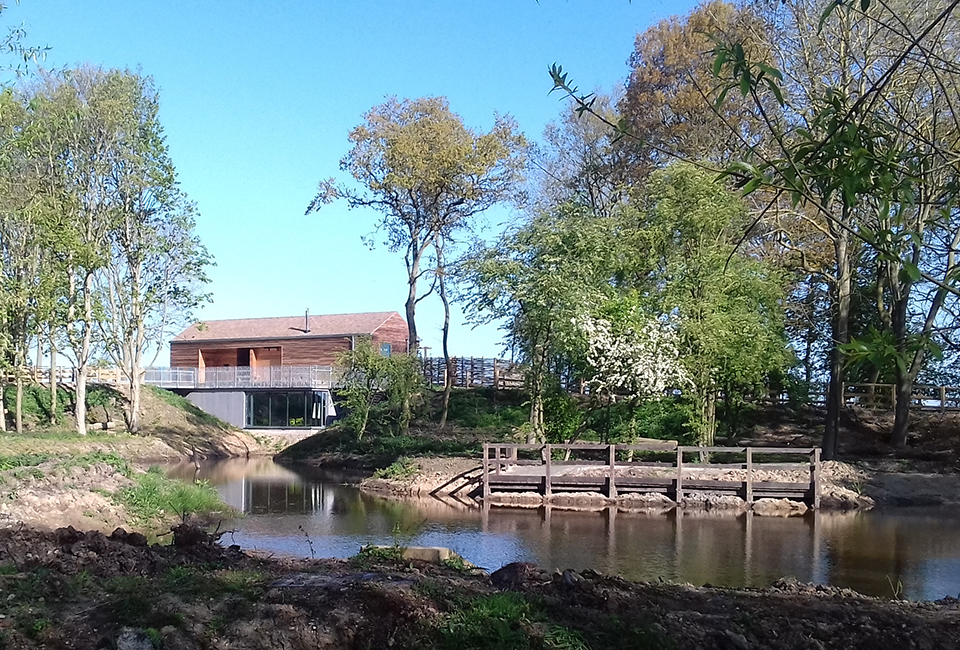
<box><xmin>0</xmin><ymin>525</ymin><xmax>957</xmax><ymax>649</ymax></box>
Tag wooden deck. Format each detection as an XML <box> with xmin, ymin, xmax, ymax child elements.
<box><xmin>482</xmin><ymin>443</ymin><xmax>821</xmax><ymax>508</ymax></box>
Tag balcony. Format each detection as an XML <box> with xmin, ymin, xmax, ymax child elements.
<box><xmin>144</xmin><ymin>366</ymin><xmax>335</xmax><ymax>390</ymax></box>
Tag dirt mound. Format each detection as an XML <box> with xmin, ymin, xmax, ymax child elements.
<box><xmin>0</xmin><ymin>525</ymin><xmax>958</xmax><ymax>649</ymax></box>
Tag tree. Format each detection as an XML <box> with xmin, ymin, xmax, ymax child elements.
<box><xmin>307</xmin><ymin>96</ymin><xmax>526</xmax><ymax>355</ymax></box>
<box><xmin>459</xmin><ymin>205</ymin><xmax>620</xmax><ymax>441</ymax></box>
<box><xmin>624</xmin><ymin>164</ymin><xmax>790</xmax><ymax>446</ymax></box>
<box><xmin>711</xmin><ymin>0</ymin><xmax>960</xmax><ymax>451</ymax></box>
<box><xmin>93</xmin><ymin>72</ymin><xmax>211</xmax><ymax>433</ymax></box>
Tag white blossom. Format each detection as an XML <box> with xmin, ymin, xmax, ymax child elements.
<box><xmin>575</xmin><ymin>312</ymin><xmax>688</xmax><ymax>399</ymax></box>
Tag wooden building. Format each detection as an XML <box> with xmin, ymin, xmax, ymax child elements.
<box><xmin>163</xmin><ymin>311</ymin><xmax>408</xmax><ymax>430</ymax></box>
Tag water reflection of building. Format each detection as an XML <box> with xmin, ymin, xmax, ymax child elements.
<box><xmin>218</xmin><ymin>477</ymin><xmax>336</xmax><ymax>515</ymax></box>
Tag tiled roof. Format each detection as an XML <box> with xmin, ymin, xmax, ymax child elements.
<box><xmin>173</xmin><ymin>311</ymin><xmax>403</xmax><ymax>342</ymax></box>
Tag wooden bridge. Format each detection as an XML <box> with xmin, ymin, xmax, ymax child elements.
<box><xmin>482</xmin><ymin>443</ymin><xmax>822</xmax><ymax>508</ymax></box>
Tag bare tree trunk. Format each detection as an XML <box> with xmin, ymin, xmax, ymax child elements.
<box><xmin>126</xmin><ymin>373</ymin><xmax>142</xmax><ymax>433</ymax></box>
<box><xmin>49</xmin><ymin>341</ymin><xmax>57</xmax><ymax>425</ymax></box>
<box><xmin>75</xmin><ymin>366</ymin><xmax>87</xmax><ymax>436</ymax></box>
<box><xmin>823</xmin><ymin>225</ymin><xmax>852</xmax><ymax>461</ymax></box>
<box><xmin>15</xmin><ymin>374</ymin><xmax>23</xmax><ymax>434</ymax></box>
<box><xmin>438</xmin><ymin>255</ymin><xmax>453</xmax><ymax>430</ymax></box>
<box><xmin>74</xmin><ymin>274</ymin><xmax>95</xmax><ymax>436</ymax></box>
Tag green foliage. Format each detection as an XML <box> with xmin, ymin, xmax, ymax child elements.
<box><xmin>336</xmin><ymin>340</ymin><xmax>423</xmax><ymax>440</ymax></box>
<box><xmin>443</xmin><ymin>388</ymin><xmax>528</xmax><ymax>430</ymax></box>
<box><xmin>543</xmin><ymin>392</ymin><xmax>584</xmax><ymax>443</ymax></box>
<box><xmin>584</xmin><ymin>397</ymin><xmax>694</xmax><ymax>446</ymax></box>
<box><xmin>373</xmin><ymin>457</ymin><xmax>419</xmax><ymax>480</ymax></box>
<box><xmin>116</xmin><ymin>467</ymin><xmax>226</xmax><ymax>524</ymax></box>
<box><xmin>432</xmin><ymin>592</ymin><xmax>588</xmax><ymax>650</ymax></box>
<box><xmin>352</xmin><ymin>544</ymin><xmax>404</xmax><ymax>567</ymax></box>
<box><xmin>1</xmin><ymin>384</ymin><xmax>74</xmax><ymax>423</ymax></box>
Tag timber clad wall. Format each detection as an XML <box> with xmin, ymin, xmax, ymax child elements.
<box><xmin>169</xmin><ymin>311</ymin><xmax>409</xmax><ymax>368</ymax></box>
<box><xmin>371</xmin><ymin>312</ymin><xmax>409</xmax><ymax>353</ymax></box>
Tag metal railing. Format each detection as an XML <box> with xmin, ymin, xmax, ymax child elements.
<box><xmin>143</xmin><ymin>365</ymin><xmax>335</xmax><ymax>390</ymax></box>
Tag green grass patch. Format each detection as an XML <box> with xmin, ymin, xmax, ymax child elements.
<box><xmin>279</xmin><ymin>425</ymin><xmax>488</xmax><ymax>464</ymax></box>
<box><xmin>58</xmin><ymin>450</ymin><xmax>131</xmax><ymax>476</ymax></box>
<box><xmin>373</xmin><ymin>457</ymin><xmax>419</xmax><ymax>479</ymax></box>
<box><xmin>443</xmin><ymin>388</ymin><xmax>528</xmax><ymax>430</ymax></box>
<box><xmin>433</xmin><ymin>591</ymin><xmax>588</xmax><ymax>650</ymax></box>
<box><xmin>116</xmin><ymin>466</ymin><xmax>229</xmax><ymax>524</ymax></box>
<box><xmin>146</xmin><ymin>385</ymin><xmax>231</xmax><ymax>428</ymax></box>
<box><xmin>0</xmin><ymin>453</ymin><xmax>53</xmax><ymax>470</ymax></box>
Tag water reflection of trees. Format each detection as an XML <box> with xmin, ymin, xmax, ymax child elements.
<box><xmin>184</xmin><ymin>460</ymin><xmax>960</xmax><ymax>600</ymax></box>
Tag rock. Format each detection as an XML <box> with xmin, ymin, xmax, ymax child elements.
<box><xmin>491</xmin><ymin>562</ymin><xmax>537</xmax><ymax>588</ymax></box>
<box><xmin>117</xmin><ymin>628</ymin><xmax>155</xmax><ymax>650</ymax></box>
<box><xmin>561</xmin><ymin>569</ymin><xmax>583</xmax><ymax>589</ymax></box>
<box><xmin>752</xmin><ymin>498</ymin><xmax>808</xmax><ymax>516</ymax></box>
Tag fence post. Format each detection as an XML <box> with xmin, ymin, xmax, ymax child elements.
<box><xmin>544</xmin><ymin>444</ymin><xmax>552</xmax><ymax>497</ymax></box>
<box><xmin>941</xmin><ymin>386</ymin><xmax>947</xmax><ymax>414</ymax></box>
<box><xmin>745</xmin><ymin>447</ymin><xmax>753</xmax><ymax>506</ymax></box>
<box><xmin>811</xmin><ymin>448</ymin><xmax>821</xmax><ymax>509</ymax></box>
<box><xmin>675</xmin><ymin>448</ymin><xmax>684</xmax><ymax>504</ymax></box>
<box><xmin>482</xmin><ymin>445</ymin><xmax>489</xmax><ymax>498</ymax></box>
<box><xmin>891</xmin><ymin>384</ymin><xmax>897</xmax><ymax>410</ymax></box>
<box><xmin>608</xmin><ymin>444</ymin><xmax>617</xmax><ymax>498</ymax></box>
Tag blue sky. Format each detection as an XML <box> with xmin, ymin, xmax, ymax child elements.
<box><xmin>7</xmin><ymin>0</ymin><xmax>697</xmax><ymax>361</ymax></box>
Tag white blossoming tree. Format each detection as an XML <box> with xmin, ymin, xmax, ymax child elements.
<box><xmin>577</xmin><ymin>313</ymin><xmax>689</xmax><ymax>401</ymax></box>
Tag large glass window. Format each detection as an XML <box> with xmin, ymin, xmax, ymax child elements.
<box><xmin>245</xmin><ymin>391</ymin><xmax>312</xmax><ymax>428</ymax></box>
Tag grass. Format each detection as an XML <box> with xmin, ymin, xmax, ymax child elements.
<box><xmin>116</xmin><ymin>466</ymin><xmax>229</xmax><ymax>524</ymax></box>
<box><xmin>0</xmin><ymin>453</ymin><xmax>53</xmax><ymax>470</ymax></box>
<box><xmin>145</xmin><ymin>385</ymin><xmax>232</xmax><ymax>428</ymax></box>
<box><xmin>428</xmin><ymin>591</ymin><xmax>589</xmax><ymax>650</ymax></box>
<box><xmin>373</xmin><ymin>457</ymin><xmax>419</xmax><ymax>479</ymax></box>
<box><xmin>443</xmin><ymin>388</ymin><xmax>528</xmax><ymax>430</ymax></box>
<box><xmin>58</xmin><ymin>450</ymin><xmax>132</xmax><ymax>476</ymax></box>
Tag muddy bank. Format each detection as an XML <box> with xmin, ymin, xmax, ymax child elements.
<box><xmin>0</xmin><ymin>525</ymin><xmax>958</xmax><ymax>649</ymax></box>
<box><xmin>359</xmin><ymin>457</ymin><xmax>877</xmax><ymax>512</ymax></box>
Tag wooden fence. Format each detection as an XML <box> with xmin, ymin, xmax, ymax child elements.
<box><xmin>421</xmin><ymin>357</ymin><xmax>525</xmax><ymax>389</ymax></box>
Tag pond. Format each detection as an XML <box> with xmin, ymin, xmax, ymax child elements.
<box><xmin>165</xmin><ymin>458</ymin><xmax>960</xmax><ymax>601</ymax></box>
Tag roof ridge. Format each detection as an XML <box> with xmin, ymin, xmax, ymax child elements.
<box><xmin>194</xmin><ymin>311</ymin><xmax>397</xmax><ymax>324</ymax></box>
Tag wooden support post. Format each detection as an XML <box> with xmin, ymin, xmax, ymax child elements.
<box><xmin>608</xmin><ymin>444</ymin><xmax>617</xmax><ymax>498</ymax></box>
<box><xmin>941</xmin><ymin>386</ymin><xmax>947</xmax><ymax>414</ymax></box>
<box><xmin>495</xmin><ymin>446</ymin><xmax>501</xmax><ymax>476</ymax></box>
<box><xmin>745</xmin><ymin>447</ymin><xmax>753</xmax><ymax>506</ymax></box>
<box><xmin>811</xmin><ymin>447</ymin><xmax>821</xmax><ymax>509</ymax></box>
<box><xmin>544</xmin><ymin>444</ymin><xmax>552</xmax><ymax>497</ymax></box>
<box><xmin>891</xmin><ymin>384</ymin><xmax>897</xmax><ymax>410</ymax></box>
<box><xmin>482</xmin><ymin>444</ymin><xmax>489</xmax><ymax>498</ymax></box>
<box><xmin>675</xmin><ymin>448</ymin><xmax>684</xmax><ymax>504</ymax></box>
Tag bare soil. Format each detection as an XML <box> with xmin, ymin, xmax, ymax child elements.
<box><xmin>0</xmin><ymin>525</ymin><xmax>957</xmax><ymax>649</ymax></box>
<box><xmin>0</xmin><ymin>385</ymin><xmax>269</xmax><ymax>534</ymax></box>
<box><xmin>0</xmin><ymin>462</ymin><xmax>132</xmax><ymax>533</ymax></box>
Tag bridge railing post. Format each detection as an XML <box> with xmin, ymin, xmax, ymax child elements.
<box><xmin>810</xmin><ymin>448</ymin><xmax>821</xmax><ymax>509</ymax></box>
<box><xmin>675</xmin><ymin>448</ymin><xmax>684</xmax><ymax>504</ymax></box>
<box><xmin>482</xmin><ymin>444</ymin><xmax>489</xmax><ymax>499</ymax></box>
<box><xmin>544</xmin><ymin>444</ymin><xmax>552</xmax><ymax>497</ymax></box>
<box><xmin>608</xmin><ymin>444</ymin><xmax>617</xmax><ymax>498</ymax></box>
<box><xmin>746</xmin><ymin>447</ymin><xmax>753</xmax><ymax>506</ymax></box>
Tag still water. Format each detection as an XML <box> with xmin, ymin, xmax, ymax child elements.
<box><xmin>166</xmin><ymin>458</ymin><xmax>960</xmax><ymax>601</ymax></box>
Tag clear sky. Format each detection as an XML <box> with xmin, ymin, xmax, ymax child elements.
<box><xmin>6</xmin><ymin>0</ymin><xmax>697</xmax><ymax>362</ymax></box>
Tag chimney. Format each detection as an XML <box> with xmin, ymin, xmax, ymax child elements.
<box><xmin>305</xmin><ymin>308</ymin><xmax>310</xmax><ymax>333</ymax></box>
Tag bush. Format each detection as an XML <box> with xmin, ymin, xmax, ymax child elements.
<box><xmin>372</xmin><ymin>457</ymin><xmax>419</xmax><ymax>479</ymax></box>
